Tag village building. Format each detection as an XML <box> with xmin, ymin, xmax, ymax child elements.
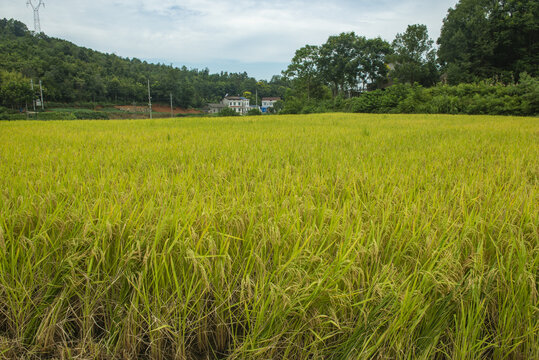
<box><xmin>222</xmin><ymin>96</ymin><xmax>250</xmax><ymax>115</ymax></box>
<box><xmin>206</xmin><ymin>103</ymin><xmax>226</xmax><ymax>114</ymax></box>
<box><xmin>261</xmin><ymin>97</ymin><xmax>281</xmax><ymax>114</ymax></box>
<box><xmin>206</xmin><ymin>96</ymin><xmax>280</xmax><ymax>115</ymax></box>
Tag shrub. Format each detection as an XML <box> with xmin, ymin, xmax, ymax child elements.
<box><xmin>271</xmin><ymin>100</ymin><xmax>284</xmax><ymax>114</ymax></box>
<box><xmin>36</xmin><ymin>112</ymin><xmax>77</xmax><ymax>120</ymax></box>
<box><xmin>218</xmin><ymin>107</ymin><xmax>240</xmax><ymax>117</ymax></box>
<box><xmin>284</xmin><ymin>75</ymin><xmax>538</xmax><ymax>116</ymax></box>
<box><xmin>517</xmin><ymin>73</ymin><xmax>539</xmax><ymax>116</ymax></box>
<box><xmin>73</xmin><ymin>110</ymin><xmax>109</xmax><ymax>120</ymax></box>
<box><xmin>247</xmin><ymin>108</ymin><xmax>262</xmax><ymax>116</ymax></box>
<box><xmin>0</xmin><ymin>113</ymin><xmax>26</xmax><ymax>120</ymax></box>
<box><xmin>281</xmin><ymin>97</ymin><xmax>304</xmax><ymax>114</ymax></box>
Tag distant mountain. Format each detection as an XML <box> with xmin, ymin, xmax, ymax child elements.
<box><xmin>0</xmin><ymin>18</ymin><xmax>288</xmax><ymax>107</ymax></box>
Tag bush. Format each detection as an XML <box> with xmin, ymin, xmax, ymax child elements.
<box><xmin>36</xmin><ymin>112</ymin><xmax>77</xmax><ymax>120</ymax></box>
<box><xmin>280</xmin><ymin>97</ymin><xmax>304</xmax><ymax>114</ymax></box>
<box><xmin>271</xmin><ymin>100</ymin><xmax>284</xmax><ymax>114</ymax></box>
<box><xmin>247</xmin><ymin>108</ymin><xmax>262</xmax><ymax>116</ymax></box>
<box><xmin>46</xmin><ymin>101</ymin><xmax>118</xmax><ymax>109</ymax></box>
<box><xmin>0</xmin><ymin>113</ymin><xmax>26</xmax><ymax>120</ymax></box>
<box><xmin>0</xmin><ymin>111</ymin><xmax>112</xmax><ymax>121</ymax></box>
<box><xmin>517</xmin><ymin>73</ymin><xmax>539</xmax><ymax>116</ymax></box>
<box><xmin>283</xmin><ymin>74</ymin><xmax>538</xmax><ymax>116</ymax></box>
<box><xmin>73</xmin><ymin>110</ymin><xmax>109</xmax><ymax>120</ymax></box>
<box><xmin>218</xmin><ymin>107</ymin><xmax>240</xmax><ymax>117</ymax></box>
<box><xmin>345</xmin><ymin>91</ymin><xmax>381</xmax><ymax>113</ymax></box>
<box><xmin>397</xmin><ymin>85</ymin><xmax>432</xmax><ymax>113</ymax></box>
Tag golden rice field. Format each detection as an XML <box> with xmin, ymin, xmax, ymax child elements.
<box><xmin>0</xmin><ymin>113</ymin><xmax>537</xmax><ymax>359</ymax></box>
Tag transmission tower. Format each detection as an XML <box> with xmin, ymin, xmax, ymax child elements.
<box><xmin>27</xmin><ymin>0</ymin><xmax>45</xmax><ymax>33</ymax></box>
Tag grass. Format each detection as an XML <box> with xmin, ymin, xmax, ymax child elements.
<box><xmin>0</xmin><ymin>113</ymin><xmax>537</xmax><ymax>359</ymax></box>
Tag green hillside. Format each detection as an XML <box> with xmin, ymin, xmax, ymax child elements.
<box><xmin>0</xmin><ymin>18</ymin><xmax>288</xmax><ymax>108</ymax></box>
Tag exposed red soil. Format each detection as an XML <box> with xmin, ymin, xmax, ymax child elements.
<box><xmin>115</xmin><ymin>105</ymin><xmax>202</xmax><ymax>115</ymax></box>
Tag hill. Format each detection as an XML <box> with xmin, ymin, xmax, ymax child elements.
<box><xmin>0</xmin><ymin>18</ymin><xmax>288</xmax><ymax>108</ymax></box>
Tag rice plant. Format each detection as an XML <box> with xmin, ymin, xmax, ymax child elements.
<box><xmin>0</xmin><ymin>113</ymin><xmax>537</xmax><ymax>359</ymax></box>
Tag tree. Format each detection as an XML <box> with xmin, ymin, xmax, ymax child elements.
<box><xmin>353</xmin><ymin>37</ymin><xmax>393</xmax><ymax>91</ymax></box>
<box><xmin>0</xmin><ymin>70</ymin><xmax>33</xmax><ymax>109</ymax></box>
<box><xmin>270</xmin><ymin>100</ymin><xmax>284</xmax><ymax>114</ymax></box>
<box><xmin>437</xmin><ymin>0</ymin><xmax>539</xmax><ymax>84</ymax></box>
<box><xmin>390</xmin><ymin>24</ymin><xmax>438</xmax><ymax>86</ymax></box>
<box><xmin>283</xmin><ymin>45</ymin><xmax>324</xmax><ymax>100</ymax></box>
<box><xmin>316</xmin><ymin>33</ymin><xmax>393</xmax><ymax>96</ymax></box>
<box><xmin>0</xmin><ymin>18</ymin><xmax>28</xmax><ymax>37</ymax></box>
<box><xmin>284</xmin><ymin>34</ymin><xmax>393</xmax><ymax>99</ymax></box>
<box><xmin>318</xmin><ymin>32</ymin><xmax>358</xmax><ymax>96</ymax></box>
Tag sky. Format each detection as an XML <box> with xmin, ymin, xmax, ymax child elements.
<box><xmin>1</xmin><ymin>0</ymin><xmax>458</xmax><ymax>80</ymax></box>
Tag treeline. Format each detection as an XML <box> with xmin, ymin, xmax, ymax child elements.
<box><xmin>283</xmin><ymin>24</ymin><xmax>437</xmax><ymax>98</ymax></box>
<box><xmin>0</xmin><ymin>18</ymin><xmax>288</xmax><ymax>109</ymax></box>
<box><xmin>282</xmin><ymin>76</ymin><xmax>538</xmax><ymax>116</ymax></box>
<box><xmin>282</xmin><ymin>0</ymin><xmax>538</xmax><ymax>115</ymax></box>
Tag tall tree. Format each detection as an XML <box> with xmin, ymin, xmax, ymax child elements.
<box><xmin>283</xmin><ymin>45</ymin><xmax>323</xmax><ymax>100</ymax></box>
<box><xmin>390</xmin><ymin>24</ymin><xmax>438</xmax><ymax>86</ymax></box>
<box><xmin>354</xmin><ymin>37</ymin><xmax>393</xmax><ymax>90</ymax></box>
<box><xmin>285</xmin><ymin>34</ymin><xmax>393</xmax><ymax>98</ymax></box>
<box><xmin>318</xmin><ymin>32</ymin><xmax>358</xmax><ymax>96</ymax></box>
<box><xmin>437</xmin><ymin>0</ymin><xmax>539</xmax><ymax>84</ymax></box>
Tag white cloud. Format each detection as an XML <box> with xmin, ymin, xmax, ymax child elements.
<box><xmin>0</xmin><ymin>0</ymin><xmax>458</xmax><ymax>79</ymax></box>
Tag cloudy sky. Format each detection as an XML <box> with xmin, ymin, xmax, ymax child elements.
<box><xmin>2</xmin><ymin>0</ymin><xmax>458</xmax><ymax>79</ymax></box>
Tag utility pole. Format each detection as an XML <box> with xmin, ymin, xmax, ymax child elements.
<box><xmin>39</xmin><ymin>80</ymin><xmax>44</xmax><ymax>110</ymax></box>
<box><xmin>30</xmin><ymin>79</ymin><xmax>36</xmax><ymax>111</ymax></box>
<box><xmin>256</xmin><ymin>81</ymin><xmax>262</xmax><ymax>109</ymax></box>
<box><xmin>170</xmin><ymin>93</ymin><xmax>173</xmax><ymax>118</ymax></box>
<box><xmin>147</xmin><ymin>79</ymin><xmax>152</xmax><ymax>119</ymax></box>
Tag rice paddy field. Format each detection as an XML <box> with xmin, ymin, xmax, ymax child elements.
<box><xmin>0</xmin><ymin>113</ymin><xmax>537</xmax><ymax>359</ymax></box>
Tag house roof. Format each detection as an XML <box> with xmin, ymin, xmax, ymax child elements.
<box><xmin>262</xmin><ymin>97</ymin><xmax>281</xmax><ymax>101</ymax></box>
<box><xmin>224</xmin><ymin>96</ymin><xmax>248</xmax><ymax>100</ymax></box>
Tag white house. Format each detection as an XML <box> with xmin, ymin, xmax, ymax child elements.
<box><xmin>261</xmin><ymin>97</ymin><xmax>281</xmax><ymax>113</ymax></box>
<box><xmin>206</xmin><ymin>95</ymin><xmax>281</xmax><ymax>115</ymax></box>
<box><xmin>222</xmin><ymin>96</ymin><xmax>250</xmax><ymax>115</ymax></box>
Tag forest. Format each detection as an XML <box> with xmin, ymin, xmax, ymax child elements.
<box><xmin>0</xmin><ymin>18</ymin><xmax>288</xmax><ymax>110</ymax></box>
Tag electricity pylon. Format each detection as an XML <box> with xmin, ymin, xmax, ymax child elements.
<box><xmin>27</xmin><ymin>0</ymin><xmax>45</xmax><ymax>33</ymax></box>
